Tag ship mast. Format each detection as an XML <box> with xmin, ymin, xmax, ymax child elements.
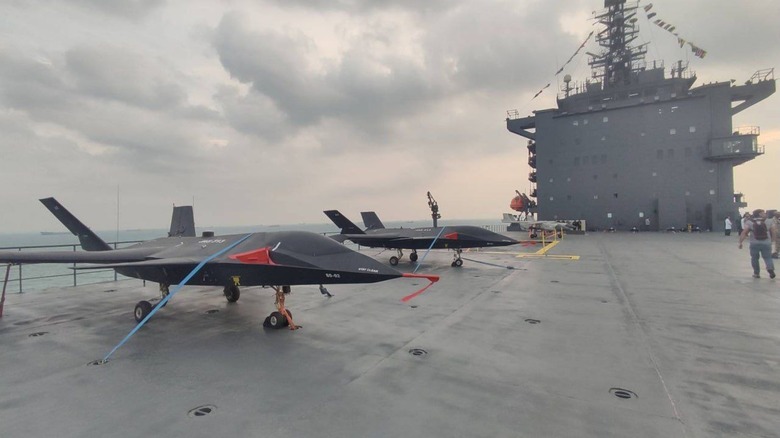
<box><xmin>588</xmin><ymin>0</ymin><xmax>647</xmax><ymax>89</ymax></box>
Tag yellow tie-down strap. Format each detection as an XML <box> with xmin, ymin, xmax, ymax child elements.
<box><xmin>515</xmin><ymin>240</ymin><xmax>580</xmax><ymax>260</ymax></box>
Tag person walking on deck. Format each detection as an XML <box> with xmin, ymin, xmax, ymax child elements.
<box><xmin>738</xmin><ymin>209</ymin><xmax>775</xmax><ymax>279</ymax></box>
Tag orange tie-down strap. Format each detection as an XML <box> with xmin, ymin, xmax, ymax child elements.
<box><xmin>274</xmin><ymin>287</ymin><xmax>299</xmax><ymax>330</ymax></box>
<box><xmin>400</xmin><ymin>273</ymin><xmax>440</xmax><ymax>302</ymax></box>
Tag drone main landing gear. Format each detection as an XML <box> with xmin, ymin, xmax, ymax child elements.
<box><xmin>263</xmin><ymin>285</ymin><xmax>298</xmax><ymax>330</ymax></box>
<box><xmin>134</xmin><ymin>301</ymin><xmax>153</xmax><ymax>322</ymax></box>
<box><xmin>133</xmin><ymin>283</ymin><xmax>171</xmax><ymax>322</ymax></box>
<box><xmin>223</xmin><ymin>284</ymin><xmax>240</xmax><ymax>302</ymax></box>
<box><xmin>451</xmin><ymin>249</ymin><xmax>463</xmax><ymax>267</ymax></box>
<box><xmin>389</xmin><ymin>249</ymin><xmax>404</xmax><ymax>266</ymax></box>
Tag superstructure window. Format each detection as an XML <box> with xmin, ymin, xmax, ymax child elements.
<box><xmin>689</xmin><ymin>126</ymin><xmax>696</xmax><ymax>133</ymax></box>
<box><xmin>670</xmin><ymin>128</ymin><xmax>676</xmax><ymax>135</ymax></box>
<box><xmin>603</xmin><ymin>116</ymin><xmax>609</xmax><ymax>123</ymax></box>
<box><xmin>574</xmin><ymin>157</ymin><xmax>580</xmax><ymax>166</ymax></box>
<box><xmin>667</xmin><ymin>149</ymin><xmax>674</xmax><ymax>158</ymax></box>
<box><xmin>657</xmin><ymin>149</ymin><xmax>663</xmax><ymax>159</ymax></box>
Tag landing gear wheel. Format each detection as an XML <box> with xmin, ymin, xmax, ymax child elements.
<box><xmin>410</xmin><ymin>252</ymin><xmax>418</xmax><ymax>262</ymax></box>
<box><xmin>267</xmin><ymin>311</ymin><xmax>286</xmax><ymax>329</ymax></box>
<box><xmin>134</xmin><ymin>301</ymin><xmax>153</xmax><ymax>322</ymax></box>
<box><xmin>224</xmin><ymin>285</ymin><xmax>240</xmax><ymax>303</ymax></box>
<box><xmin>452</xmin><ymin>258</ymin><xmax>463</xmax><ymax>268</ymax></box>
<box><xmin>389</xmin><ymin>256</ymin><xmax>399</xmax><ymax>266</ymax></box>
<box><xmin>530</xmin><ymin>233</ymin><xmax>538</xmax><ymax>239</ymax></box>
<box><xmin>265</xmin><ymin>285</ymin><xmax>299</xmax><ymax>330</ymax></box>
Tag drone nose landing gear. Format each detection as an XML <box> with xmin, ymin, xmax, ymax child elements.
<box><xmin>263</xmin><ymin>285</ymin><xmax>299</xmax><ymax>330</ymax></box>
<box><xmin>451</xmin><ymin>249</ymin><xmax>463</xmax><ymax>267</ymax></box>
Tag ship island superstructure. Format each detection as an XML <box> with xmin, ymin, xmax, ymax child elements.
<box><xmin>507</xmin><ymin>0</ymin><xmax>775</xmax><ymax>231</ymax></box>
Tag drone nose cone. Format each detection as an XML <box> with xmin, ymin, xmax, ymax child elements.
<box><xmin>504</xmin><ymin>236</ymin><xmax>520</xmax><ymax>245</ymax></box>
<box><xmin>480</xmin><ymin>230</ymin><xmax>519</xmax><ymax>246</ymax></box>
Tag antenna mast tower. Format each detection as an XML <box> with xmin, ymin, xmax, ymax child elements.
<box><xmin>589</xmin><ymin>0</ymin><xmax>647</xmax><ymax>89</ymax></box>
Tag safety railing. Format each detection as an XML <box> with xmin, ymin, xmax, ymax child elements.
<box><xmin>1</xmin><ymin>240</ymin><xmax>144</xmax><ymax>293</ymax></box>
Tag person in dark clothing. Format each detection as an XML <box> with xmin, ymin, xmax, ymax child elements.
<box><xmin>738</xmin><ymin>209</ymin><xmax>775</xmax><ymax>279</ymax></box>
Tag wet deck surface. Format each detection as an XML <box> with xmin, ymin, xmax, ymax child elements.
<box><xmin>1</xmin><ymin>232</ymin><xmax>778</xmax><ymax>438</ymax></box>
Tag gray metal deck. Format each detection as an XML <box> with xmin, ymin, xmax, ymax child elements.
<box><xmin>1</xmin><ymin>232</ymin><xmax>778</xmax><ymax>438</ymax></box>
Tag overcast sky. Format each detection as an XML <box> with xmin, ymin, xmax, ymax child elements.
<box><xmin>1</xmin><ymin>0</ymin><xmax>778</xmax><ymax>233</ymax></box>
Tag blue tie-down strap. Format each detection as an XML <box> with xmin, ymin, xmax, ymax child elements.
<box><xmin>413</xmin><ymin>227</ymin><xmax>446</xmax><ymax>273</ymax></box>
<box><xmin>102</xmin><ymin>234</ymin><xmax>253</xmax><ymax>362</ymax></box>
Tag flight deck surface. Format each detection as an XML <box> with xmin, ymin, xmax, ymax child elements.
<box><xmin>1</xmin><ymin>232</ymin><xmax>778</xmax><ymax>438</ymax></box>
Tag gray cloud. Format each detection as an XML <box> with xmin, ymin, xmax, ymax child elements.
<box><xmin>0</xmin><ymin>50</ymin><xmax>71</xmax><ymax>112</ymax></box>
<box><xmin>213</xmin><ymin>12</ymin><xmax>446</xmax><ymax>138</ymax></box>
<box><xmin>0</xmin><ymin>47</ymin><xmax>215</xmax><ymax>176</ymax></box>
<box><xmin>65</xmin><ymin>46</ymin><xmax>187</xmax><ymax>110</ymax></box>
<box><xmin>213</xmin><ymin>15</ymin><xmax>329</xmax><ymax>126</ymax></box>
<box><xmin>210</xmin><ymin>2</ymin><xmax>593</xmax><ymax>147</ymax></box>
<box><xmin>260</xmin><ymin>0</ymin><xmax>457</xmax><ymax>14</ymax></box>
<box><xmin>214</xmin><ymin>85</ymin><xmax>290</xmax><ymax>142</ymax></box>
<box><xmin>68</xmin><ymin>0</ymin><xmax>165</xmax><ymax>19</ymax></box>
<box><xmin>422</xmin><ymin>2</ymin><xmax>581</xmax><ymax>91</ymax></box>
